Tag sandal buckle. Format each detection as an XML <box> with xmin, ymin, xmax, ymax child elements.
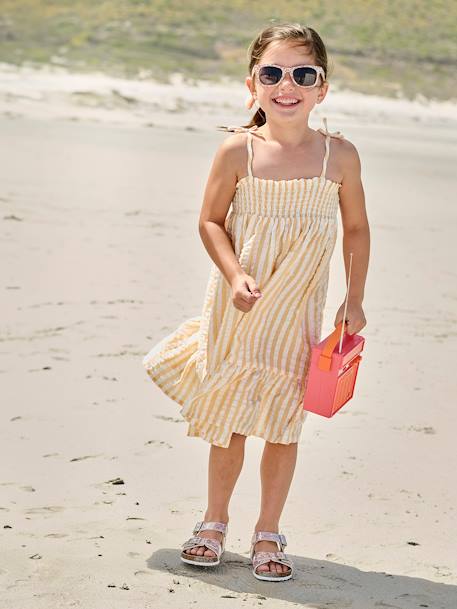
<box><xmin>193</xmin><ymin>521</ymin><xmax>203</xmax><ymax>534</ymax></box>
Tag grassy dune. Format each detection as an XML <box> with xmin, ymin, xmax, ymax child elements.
<box><xmin>0</xmin><ymin>0</ymin><xmax>455</xmax><ymax>101</ymax></box>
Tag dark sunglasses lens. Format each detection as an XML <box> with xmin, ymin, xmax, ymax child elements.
<box><xmin>258</xmin><ymin>66</ymin><xmax>282</xmax><ymax>85</ymax></box>
<box><xmin>293</xmin><ymin>67</ymin><xmax>318</xmax><ymax>86</ymax></box>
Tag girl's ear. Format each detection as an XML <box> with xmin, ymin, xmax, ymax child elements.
<box><xmin>245</xmin><ymin>76</ymin><xmax>256</xmax><ymax>109</ymax></box>
<box><xmin>245</xmin><ymin>76</ymin><xmax>255</xmax><ymax>94</ymax></box>
<box><xmin>316</xmin><ymin>80</ymin><xmax>329</xmax><ymax>104</ymax></box>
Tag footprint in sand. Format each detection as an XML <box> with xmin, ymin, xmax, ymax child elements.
<box><xmin>25</xmin><ymin>506</ymin><xmax>65</xmax><ymax>515</ymax></box>
<box><xmin>144</xmin><ymin>440</ymin><xmax>173</xmax><ymax>449</ymax></box>
<box><xmin>70</xmin><ymin>454</ymin><xmax>104</xmax><ymax>462</ymax></box>
<box><xmin>154</xmin><ymin>415</ymin><xmax>184</xmax><ymax>424</ymax></box>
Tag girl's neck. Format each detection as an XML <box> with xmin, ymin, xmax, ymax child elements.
<box><xmin>257</xmin><ymin>120</ymin><xmax>315</xmax><ymax>148</ymax></box>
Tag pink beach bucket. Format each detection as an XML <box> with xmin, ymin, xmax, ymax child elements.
<box><xmin>303</xmin><ymin>252</ymin><xmax>365</xmax><ymax>417</ymax></box>
<box><xmin>302</xmin><ymin>320</ymin><xmax>365</xmax><ymax>417</ymax></box>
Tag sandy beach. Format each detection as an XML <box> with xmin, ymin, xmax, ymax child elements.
<box><xmin>1</xmin><ymin>65</ymin><xmax>456</xmax><ymax>608</ymax></box>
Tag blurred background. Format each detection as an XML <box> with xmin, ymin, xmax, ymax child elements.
<box><xmin>1</xmin><ymin>0</ymin><xmax>456</xmax><ymax>99</ymax></box>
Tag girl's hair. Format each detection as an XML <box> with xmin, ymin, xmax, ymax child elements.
<box><xmin>218</xmin><ymin>23</ymin><xmax>329</xmax><ymax>133</ymax></box>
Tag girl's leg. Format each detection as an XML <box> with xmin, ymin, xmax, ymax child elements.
<box><xmin>253</xmin><ymin>441</ymin><xmax>298</xmax><ymax>575</ymax></box>
<box><xmin>184</xmin><ymin>432</ymin><xmax>246</xmax><ymax>557</ymax></box>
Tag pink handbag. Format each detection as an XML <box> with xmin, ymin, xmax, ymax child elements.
<box><xmin>303</xmin><ymin>253</ymin><xmax>365</xmax><ymax>417</ymax></box>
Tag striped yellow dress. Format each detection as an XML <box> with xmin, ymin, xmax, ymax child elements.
<box><xmin>143</xmin><ymin>117</ymin><xmax>345</xmax><ymax>448</ymax></box>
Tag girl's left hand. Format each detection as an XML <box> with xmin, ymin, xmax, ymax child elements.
<box><xmin>334</xmin><ymin>300</ymin><xmax>366</xmax><ymax>336</ymax></box>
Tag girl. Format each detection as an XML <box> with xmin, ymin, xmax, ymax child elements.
<box><xmin>143</xmin><ymin>23</ymin><xmax>369</xmax><ymax>582</ymax></box>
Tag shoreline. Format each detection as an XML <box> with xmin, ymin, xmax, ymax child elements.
<box><xmin>1</xmin><ymin>62</ymin><xmax>457</xmax><ymax>133</ymax></box>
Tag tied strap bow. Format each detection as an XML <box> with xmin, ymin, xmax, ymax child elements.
<box><xmin>222</xmin><ymin>124</ymin><xmax>259</xmax><ymax>133</ymax></box>
<box><xmin>317</xmin><ymin>116</ymin><xmax>345</xmax><ymax>139</ymax></box>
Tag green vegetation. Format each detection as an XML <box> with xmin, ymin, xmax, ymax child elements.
<box><xmin>0</xmin><ymin>0</ymin><xmax>455</xmax><ymax>101</ymax></box>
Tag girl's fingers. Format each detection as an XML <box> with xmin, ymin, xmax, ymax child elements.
<box><xmin>241</xmin><ymin>287</ymin><xmax>259</xmax><ymax>303</ymax></box>
<box><xmin>240</xmin><ymin>294</ymin><xmax>253</xmax><ymax>304</ymax></box>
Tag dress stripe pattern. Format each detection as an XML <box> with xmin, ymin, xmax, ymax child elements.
<box><xmin>143</xmin><ymin>117</ymin><xmax>344</xmax><ymax>448</ymax></box>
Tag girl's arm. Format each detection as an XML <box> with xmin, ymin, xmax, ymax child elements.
<box><xmin>335</xmin><ymin>140</ymin><xmax>370</xmax><ymax>334</ymax></box>
<box><xmin>198</xmin><ymin>135</ymin><xmax>261</xmax><ymax>311</ymax></box>
<box><xmin>198</xmin><ymin>134</ymin><xmax>245</xmax><ymax>285</ymax></box>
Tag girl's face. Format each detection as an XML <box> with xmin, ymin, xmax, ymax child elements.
<box><xmin>246</xmin><ymin>40</ymin><xmax>328</xmax><ymax>124</ymax></box>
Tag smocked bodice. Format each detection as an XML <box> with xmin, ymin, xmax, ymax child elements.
<box><xmin>228</xmin><ymin>117</ymin><xmax>344</xmax><ymax>220</ymax></box>
<box><xmin>232</xmin><ymin>175</ymin><xmax>341</xmax><ymax>219</ymax></box>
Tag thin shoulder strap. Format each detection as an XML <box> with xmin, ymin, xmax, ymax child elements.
<box><xmin>317</xmin><ymin>116</ymin><xmax>345</xmax><ymax>179</ymax></box>
<box><xmin>320</xmin><ymin>117</ymin><xmax>331</xmax><ymax>179</ymax></box>
<box><xmin>247</xmin><ymin>131</ymin><xmax>254</xmax><ymax>177</ymax></box>
<box><xmin>222</xmin><ymin>125</ymin><xmax>258</xmax><ymax>177</ymax></box>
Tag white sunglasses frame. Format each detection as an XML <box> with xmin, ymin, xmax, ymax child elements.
<box><xmin>251</xmin><ymin>63</ymin><xmax>326</xmax><ymax>88</ymax></box>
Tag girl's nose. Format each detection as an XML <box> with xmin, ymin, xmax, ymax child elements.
<box><xmin>280</xmin><ymin>72</ymin><xmax>295</xmax><ymax>88</ymax></box>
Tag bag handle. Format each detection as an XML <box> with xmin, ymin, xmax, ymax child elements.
<box><xmin>318</xmin><ymin>321</ymin><xmax>345</xmax><ymax>371</ymax></box>
<box><xmin>318</xmin><ymin>252</ymin><xmax>354</xmax><ymax>371</ymax></box>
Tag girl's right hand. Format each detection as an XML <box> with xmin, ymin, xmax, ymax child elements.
<box><xmin>231</xmin><ymin>273</ymin><xmax>262</xmax><ymax>313</ymax></box>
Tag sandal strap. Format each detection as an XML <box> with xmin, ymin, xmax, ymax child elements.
<box><xmin>193</xmin><ymin>520</ymin><xmax>228</xmax><ymax>535</ymax></box>
<box><xmin>182</xmin><ymin>535</ymin><xmax>222</xmax><ymax>557</ymax></box>
<box><xmin>251</xmin><ymin>531</ymin><xmax>287</xmax><ymax>551</ymax></box>
<box><xmin>182</xmin><ymin>521</ymin><xmax>228</xmax><ymax>558</ymax></box>
<box><xmin>252</xmin><ymin>550</ymin><xmax>294</xmax><ymax>574</ymax></box>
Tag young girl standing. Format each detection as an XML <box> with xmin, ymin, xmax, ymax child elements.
<box><xmin>143</xmin><ymin>23</ymin><xmax>369</xmax><ymax>582</ymax></box>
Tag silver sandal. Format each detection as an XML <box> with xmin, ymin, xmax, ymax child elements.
<box><xmin>250</xmin><ymin>531</ymin><xmax>294</xmax><ymax>581</ymax></box>
<box><xmin>180</xmin><ymin>520</ymin><xmax>228</xmax><ymax>566</ymax></box>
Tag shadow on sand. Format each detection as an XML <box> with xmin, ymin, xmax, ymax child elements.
<box><xmin>148</xmin><ymin>549</ymin><xmax>456</xmax><ymax>609</ymax></box>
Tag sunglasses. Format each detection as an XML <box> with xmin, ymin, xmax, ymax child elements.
<box><xmin>252</xmin><ymin>64</ymin><xmax>325</xmax><ymax>88</ymax></box>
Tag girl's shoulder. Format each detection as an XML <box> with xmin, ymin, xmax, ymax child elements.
<box><xmin>217</xmin><ymin>125</ymin><xmax>253</xmax><ymax>147</ymax></box>
<box><xmin>215</xmin><ymin>127</ymin><xmax>253</xmax><ymax>166</ymax></box>
<box><xmin>209</xmin><ymin>129</ymin><xmax>252</xmax><ymax>185</ymax></box>
<box><xmin>316</xmin><ymin>119</ymin><xmax>361</xmax><ymax>182</ymax></box>
<box><xmin>317</xmin><ymin>125</ymin><xmax>360</xmax><ymax>171</ymax></box>
<box><xmin>324</xmin><ymin>134</ymin><xmax>361</xmax><ymax>184</ymax></box>
<box><xmin>331</xmin><ymin>136</ymin><xmax>361</xmax><ymax>173</ymax></box>
<box><xmin>317</xmin><ymin>119</ymin><xmax>358</xmax><ymax>154</ymax></box>
<box><xmin>217</xmin><ymin>131</ymin><xmax>248</xmax><ymax>172</ymax></box>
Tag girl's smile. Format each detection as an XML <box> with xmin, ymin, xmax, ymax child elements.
<box><xmin>272</xmin><ymin>95</ymin><xmax>301</xmax><ymax>108</ymax></box>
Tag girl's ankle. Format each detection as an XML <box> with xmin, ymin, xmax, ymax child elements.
<box><xmin>254</xmin><ymin>523</ymin><xmax>279</xmax><ymax>533</ymax></box>
<box><xmin>203</xmin><ymin>513</ymin><xmax>229</xmax><ymax>524</ymax></box>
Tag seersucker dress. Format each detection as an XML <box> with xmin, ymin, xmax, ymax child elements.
<box><xmin>143</xmin><ymin>117</ymin><xmax>345</xmax><ymax>448</ymax></box>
